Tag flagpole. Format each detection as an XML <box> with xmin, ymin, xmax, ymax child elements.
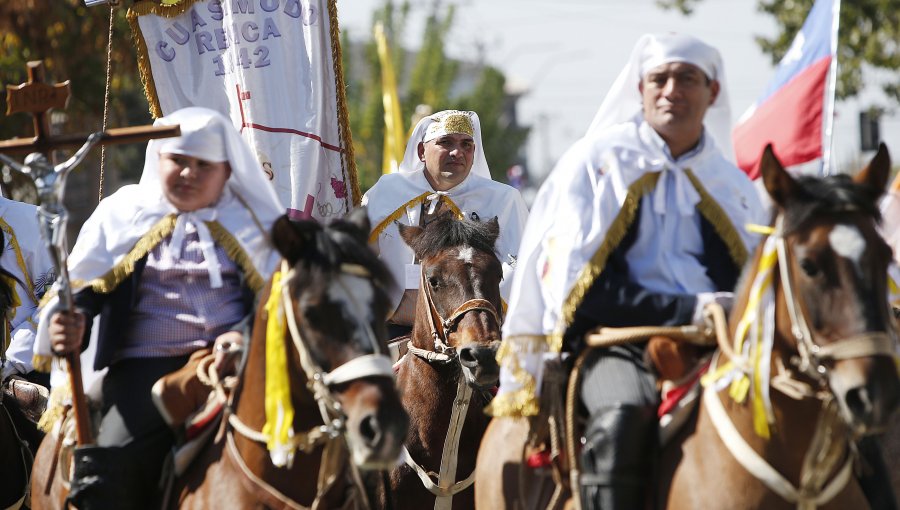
<box><xmin>822</xmin><ymin>0</ymin><xmax>841</xmax><ymax>175</ymax></box>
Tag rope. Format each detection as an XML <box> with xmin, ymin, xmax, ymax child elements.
<box><xmin>326</xmin><ymin>0</ymin><xmax>360</xmax><ymax>207</ymax></box>
<box><xmin>98</xmin><ymin>1</ymin><xmax>117</xmax><ymax>203</ymax></box>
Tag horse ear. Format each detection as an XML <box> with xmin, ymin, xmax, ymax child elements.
<box><xmin>271</xmin><ymin>215</ymin><xmax>312</xmax><ymax>264</ymax></box>
<box><xmin>342</xmin><ymin>206</ymin><xmax>372</xmax><ymax>244</ymax></box>
<box><xmin>760</xmin><ymin>144</ymin><xmax>798</xmax><ymax>208</ymax></box>
<box><xmin>397</xmin><ymin>223</ymin><xmax>424</xmax><ymax>254</ymax></box>
<box><xmin>486</xmin><ymin>216</ymin><xmax>500</xmax><ymax>246</ymax></box>
<box><xmin>853</xmin><ymin>143</ymin><xmax>891</xmax><ymax>199</ymax></box>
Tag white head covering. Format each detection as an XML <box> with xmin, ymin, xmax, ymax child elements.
<box><xmin>34</xmin><ymin>107</ymin><xmax>285</xmax><ymax>378</ymax></box>
<box><xmin>586</xmin><ymin>33</ymin><xmax>734</xmax><ymax>161</ymax></box>
<box><xmin>398</xmin><ymin>109</ymin><xmax>491</xmax><ymax>179</ymax></box>
<box><xmin>140</xmin><ymin>107</ymin><xmax>282</xmax><ymax>217</ymax></box>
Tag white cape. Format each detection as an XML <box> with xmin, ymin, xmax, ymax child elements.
<box><xmin>491</xmin><ymin>120</ymin><xmax>765</xmax><ymax>417</ymax></box>
<box><xmin>362</xmin><ymin>170</ymin><xmax>529</xmax><ymax>311</ymax></box>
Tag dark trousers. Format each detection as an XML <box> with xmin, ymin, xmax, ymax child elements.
<box><xmin>578</xmin><ymin>344</ymin><xmax>659</xmax><ymax>510</ymax></box>
<box><xmin>96</xmin><ymin>355</ymin><xmax>189</xmax><ymax>505</ymax></box>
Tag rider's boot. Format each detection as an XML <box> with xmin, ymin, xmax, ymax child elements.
<box><xmin>856</xmin><ymin>435</ymin><xmax>898</xmax><ymax>510</ymax></box>
<box><xmin>67</xmin><ymin>445</ymin><xmax>140</xmax><ymax>510</ymax></box>
<box><xmin>579</xmin><ymin>403</ymin><xmax>656</xmax><ymax>510</ymax></box>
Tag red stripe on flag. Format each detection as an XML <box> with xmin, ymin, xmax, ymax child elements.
<box><xmin>733</xmin><ymin>56</ymin><xmax>831</xmax><ymax>179</ymax></box>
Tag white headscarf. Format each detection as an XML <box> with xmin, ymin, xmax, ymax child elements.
<box><xmin>586</xmin><ymin>33</ymin><xmax>734</xmax><ymax>161</ymax></box>
<box><xmin>398</xmin><ymin>110</ymin><xmax>491</xmax><ymax>179</ymax></box>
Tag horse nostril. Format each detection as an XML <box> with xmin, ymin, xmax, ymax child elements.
<box><xmin>845</xmin><ymin>386</ymin><xmax>875</xmax><ymax>423</ymax></box>
<box><xmin>358</xmin><ymin>414</ymin><xmax>382</xmax><ymax>447</ymax></box>
<box><xmin>459</xmin><ymin>347</ymin><xmax>478</xmax><ymax>368</ymax></box>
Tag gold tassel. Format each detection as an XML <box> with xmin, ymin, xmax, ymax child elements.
<box><xmin>558</xmin><ymin>172</ymin><xmax>660</xmax><ymax>351</ymax></box>
<box><xmin>205</xmin><ymin>221</ymin><xmax>265</xmax><ymax>293</ymax></box>
<box><xmin>368</xmin><ymin>194</ymin><xmax>463</xmax><ymax>244</ymax></box>
<box><xmin>684</xmin><ymin>169</ymin><xmax>748</xmax><ymax>268</ymax></box>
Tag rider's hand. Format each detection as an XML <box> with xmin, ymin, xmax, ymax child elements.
<box><xmin>692</xmin><ymin>292</ymin><xmax>734</xmax><ymax>327</ymax></box>
<box><xmin>213</xmin><ymin>331</ymin><xmax>244</xmax><ymax>378</ymax></box>
<box><xmin>48</xmin><ymin>311</ymin><xmax>86</xmax><ymax>355</ymax></box>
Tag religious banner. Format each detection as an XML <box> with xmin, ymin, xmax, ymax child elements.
<box><xmin>732</xmin><ymin>0</ymin><xmax>838</xmax><ymax>179</ymax></box>
<box><xmin>127</xmin><ymin>0</ymin><xmax>359</xmax><ymax>220</ymax></box>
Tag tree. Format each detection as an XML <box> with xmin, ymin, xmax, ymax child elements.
<box><xmin>1</xmin><ymin>1</ymin><xmax>151</xmax><ymax>235</ymax></box>
<box><xmin>656</xmin><ymin>0</ymin><xmax>900</xmax><ymax>107</ymax></box>
<box><xmin>342</xmin><ymin>0</ymin><xmax>529</xmax><ymax>192</ymax></box>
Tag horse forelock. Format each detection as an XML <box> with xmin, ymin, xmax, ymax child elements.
<box><xmin>411</xmin><ymin>214</ymin><xmax>498</xmax><ymax>260</ymax></box>
<box><xmin>782</xmin><ymin>175</ymin><xmax>881</xmax><ymax>235</ymax></box>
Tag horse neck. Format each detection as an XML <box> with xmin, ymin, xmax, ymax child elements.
<box><xmin>233</xmin><ymin>284</ymin><xmax>320</xmax><ymax>437</ymax></box>
<box><xmin>724</xmin><ymin>248</ymin><xmax>851</xmax><ymax>481</ymax></box>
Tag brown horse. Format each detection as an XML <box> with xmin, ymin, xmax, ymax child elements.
<box><xmin>476</xmin><ymin>145</ymin><xmax>900</xmax><ymax>510</ymax></box>
<box><xmin>31</xmin><ymin>209</ymin><xmax>409</xmax><ymax>509</ymax></box>
<box><xmin>380</xmin><ymin>212</ymin><xmax>503</xmax><ymax>510</ymax></box>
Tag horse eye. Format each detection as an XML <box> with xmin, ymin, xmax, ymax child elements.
<box><xmin>799</xmin><ymin>258</ymin><xmax>819</xmax><ymax>277</ymax></box>
<box><xmin>428</xmin><ymin>276</ymin><xmax>440</xmax><ymax>288</ymax></box>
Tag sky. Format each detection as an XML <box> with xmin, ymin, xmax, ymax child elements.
<box><xmin>338</xmin><ymin>0</ymin><xmax>900</xmax><ymax>186</ymax></box>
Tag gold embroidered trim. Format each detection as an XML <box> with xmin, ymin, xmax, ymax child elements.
<box><xmin>31</xmin><ymin>354</ymin><xmax>53</xmax><ymax>374</ymax></box>
<box><xmin>205</xmin><ymin>221</ymin><xmax>265</xmax><ymax>292</ymax></box>
<box><xmin>487</xmin><ymin>335</ymin><xmax>553</xmax><ymax>417</ymax></box>
<box><xmin>127</xmin><ymin>0</ymin><xmax>203</xmax><ymax>118</ymax></box>
<box><xmin>368</xmin><ymin>193</ymin><xmax>463</xmax><ymax>244</ymax></box>
<box><xmin>0</xmin><ymin>218</ymin><xmax>35</xmax><ymax>306</ymax></box>
<box><xmin>556</xmin><ymin>172</ymin><xmax>660</xmax><ymax>352</ymax></box>
<box><xmin>91</xmin><ymin>215</ymin><xmax>178</xmax><ymax>294</ymax></box>
<box><xmin>684</xmin><ymin>169</ymin><xmax>748</xmax><ymax>268</ymax></box>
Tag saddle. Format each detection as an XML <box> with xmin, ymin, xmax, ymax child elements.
<box><xmin>2</xmin><ymin>377</ymin><xmax>49</xmax><ymax>424</ymax></box>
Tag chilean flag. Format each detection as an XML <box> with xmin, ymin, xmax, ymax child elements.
<box><xmin>733</xmin><ymin>0</ymin><xmax>836</xmax><ymax>179</ymax></box>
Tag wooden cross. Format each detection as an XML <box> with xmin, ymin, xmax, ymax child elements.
<box><xmin>1</xmin><ymin>60</ymin><xmax>179</xmax><ymax>157</ymax></box>
<box><xmin>1</xmin><ymin>60</ymin><xmax>181</xmax><ymax>447</ymax></box>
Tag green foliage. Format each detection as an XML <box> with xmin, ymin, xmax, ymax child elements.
<box><xmin>343</xmin><ymin>0</ymin><xmax>529</xmax><ymax>192</ymax></box>
<box><xmin>656</xmin><ymin>0</ymin><xmax>900</xmax><ymax>106</ymax></box>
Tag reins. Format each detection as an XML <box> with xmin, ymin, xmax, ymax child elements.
<box><xmin>222</xmin><ymin>259</ymin><xmax>395</xmax><ymax>510</ymax></box>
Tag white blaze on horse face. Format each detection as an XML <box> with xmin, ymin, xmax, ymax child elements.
<box><xmin>328</xmin><ymin>274</ymin><xmax>375</xmax><ymax>329</ymax></box>
<box><xmin>828</xmin><ymin>224</ymin><xmax>866</xmax><ymax>266</ymax></box>
<box><xmin>457</xmin><ymin>246</ymin><xmax>474</xmax><ymax>264</ymax></box>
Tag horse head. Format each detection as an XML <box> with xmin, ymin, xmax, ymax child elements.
<box><xmin>270</xmin><ymin>208</ymin><xmax>408</xmax><ymax>469</ymax></box>
<box><xmin>760</xmin><ymin>143</ymin><xmax>899</xmax><ymax>435</ymax></box>
<box><xmin>399</xmin><ymin>211</ymin><xmax>503</xmax><ymax>389</ymax></box>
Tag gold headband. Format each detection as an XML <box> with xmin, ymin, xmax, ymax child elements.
<box><xmin>423</xmin><ymin>110</ymin><xmax>475</xmax><ymax>142</ymax></box>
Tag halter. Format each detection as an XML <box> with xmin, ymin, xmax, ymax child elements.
<box><xmin>400</xmin><ymin>259</ymin><xmax>502</xmax><ymax>509</ymax></box>
<box><xmin>406</xmin><ymin>264</ymin><xmax>501</xmax><ymax>365</ymax></box>
<box><xmin>772</xmin><ymin>215</ymin><xmax>896</xmax><ymax>385</ymax></box>
<box><xmin>700</xmin><ymin>214</ymin><xmax>899</xmax><ymax>510</ymax></box>
<box><xmin>226</xmin><ymin>259</ymin><xmax>395</xmax><ymax>509</ymax></box>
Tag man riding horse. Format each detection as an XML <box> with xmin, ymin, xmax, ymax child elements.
<box><xmin>490</xmin><ymin>33</ymin><xmax>766</xmax><ymax>509</ymax></box>
<box><xmin>362</xmin><ymin>110</ymin><xmax>529</xmax><ymax>339</ymax></box>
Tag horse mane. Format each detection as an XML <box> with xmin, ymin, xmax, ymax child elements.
<box><xmin>782</xmin><ymin>174</ymin><xmax>882</xmax><ymax>234</ymax></box>
<box><xmin>286</xmin><ymin>217</ymin><xmax>394</xmax><ymax>289</ymax></box>
<box><xmin>407</xmin><ymin>211</ymin><xmax>499</xmax><ymax>259</ymax></box>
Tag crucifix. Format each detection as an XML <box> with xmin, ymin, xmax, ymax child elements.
<box><xmin>0</xmin><ymin>60</ymin><xmax>180</xmax><ymax>446</ymax></box>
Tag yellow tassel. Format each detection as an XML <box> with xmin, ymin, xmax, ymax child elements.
<box><xmin>37</xmin><ymin>382</ymin><xmax>72</xmax><ymax>433</ymax></box>
<box><xmin>262</xmin><ymin>271</ymin><xmax>295</xmax><ymax>466</ymax></box>
<box><xmin>369</xmin><ymin>193</ymin><xmax>463</xmax><ymax>244</ymax></box>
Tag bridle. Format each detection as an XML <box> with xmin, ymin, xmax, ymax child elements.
<box><xmin>225</xmin><ymin>259</ymin><xmax>395</xmax><ymax>510</ymax></box>
<box><xmin>406</xmin><ymin>264</ymin><xmax>502</xmax><ymax>366</ymax></box>
<box><xmin>702</xmin><ymin>214</ymin><xmax>899</xmax><ymax>510</ymax></box>
<box><xmin>400</xmin><ymin>255</ymin><xmax>502</xmax><ymax>508</ymax></box>
<box><xmin>772</xmin><ymin>215</ymin><xmax>896</xmax><ymax>386</ymax></box>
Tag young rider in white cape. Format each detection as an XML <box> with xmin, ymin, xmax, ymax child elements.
<box><xmin>34</xmin><ymin>107</ymin><xmax>282</xmax><ymax>509</ymax></box>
